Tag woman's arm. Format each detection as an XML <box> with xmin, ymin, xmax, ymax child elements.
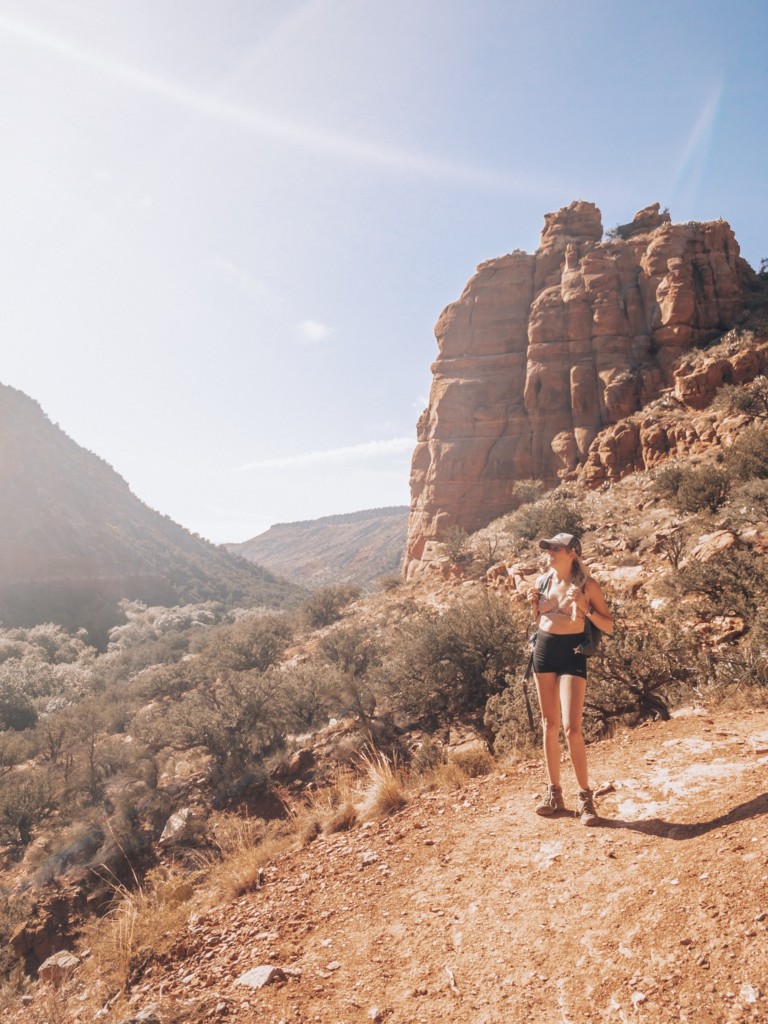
<box><xmin>584</xmin><ymin>578</ymin><xmax>614</xmax><ymax>635</ymax></box>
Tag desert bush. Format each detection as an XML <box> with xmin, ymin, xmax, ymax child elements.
<box><xmin>669</xmin><ymin>550</ymin><xmax>768</xmax><ymax>620</ymax></box>
<box><xmin>318</xmin><ymin>625</ymin><xmax>380</xmax><ymax>678</ymax></box>
<box><xmin>301</xmin><ymin>585</ymin><xmax>361</xmax><ymax>629</ymax></box>
<box><xmin>484</xmin><ymin>673</ymin><xmax>541</xmax><ymax>756</ymax></box>
<box><xmin>585</xmin><ymin>604</ymin><xmax>707</xmax><ymax>731</ymax></box>
<box><xmin>317</xmin><ymin>664</ymin><xmax>378</xmax><ymax>731</ymax></box>
<box><xmin>723</xmin><ymin>424</ymin><xmax>768</xmax><ymax>481</ymax></box>
<box><xmin>0</xmin><ymin>731</ymin><xmax>30</xmax><ymax>775</ymax></box>
<box><xmin>0</xmin><ymin>685</ymin><xmax>37</xmax><ymax>732</ymax></box>
<box><xmin>651</xmin><ymin>462</ymin><xmax>684</xmax><ymax>499</ymax></box>
<box><xmin>507</xmin><ymin>489</ymin><xmax>584</xmax><ymax>542</ymax></box>
<box><xmin>378</xmin><ymin>574</ymin><xmax>402</xmax><ymax>593</ymax></box>
<box><xmin>380</xmin><ymin>591</ymin><xmax>527</xmax><ymax>726</ymax></box>
<box><xmin>675</xmin><ymin>465</ymin><xmax>729</xmax><ymax>513</ymax></box>
<box><xmin>0</xmin><ymin>773</ymin><xmax>56</xmax><ymax>848</ymax></box>
<box><xmin>657</xmin><ymin>529</ymin><xmax>687</xmax><ymax>569</ymax></box>
<box><xmin>275</xmin><ymin>663</ymin><xmax>329</xmax><ymax>732</ymax></box>
<box><xmin>440</xmin><ymin>526</ymin><xmax>471</xmax><ymax>565</ymax></box>
<box><xmin>714</xmin><ymin>375</ymin><xmax>768</xmax><ymax>417</ymax></box>
<box><xmin>510</xmin><ymin>478</ymin><xmax>546</xmax><ymax>507</ymax></box>
<box><xmin>449</xmin><ymin>745</ymin><xmax>494</xmax><ymax>777</ymax></box>
<box><xmin>730</xmin><ymin>478</ymin><xmax>768</xmax><ymax>524</ymax></box>
<box><xmin>199</xmin><ymin>612</ymin><xmax>293</xmax><ymax>673</ymax></box>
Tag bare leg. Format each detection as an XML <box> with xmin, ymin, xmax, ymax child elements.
<box><xmin>560</xmin><ymin>674</ymin><xmax>589</xmax><ymax>791</ymax></box>
<box><xmin>534</xmin><ymin>672</ymin><xmax>562</xmax><ymax>786</ymax></box>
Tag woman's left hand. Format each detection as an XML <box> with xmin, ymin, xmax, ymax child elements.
<box><xmin>566</xmin><ymin>585</ymin><xmax>589</xmax><ymax>615</ymax></box>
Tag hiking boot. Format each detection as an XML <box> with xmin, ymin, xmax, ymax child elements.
<box><xmin>577</xmin><ymin>789</ymin><xmax>599</xmax><ymax>826</ymax></box>
<box><xmin>535</xmin><ymin>784</ymin><xmax>564</xmax><ymax>816</ymax></box>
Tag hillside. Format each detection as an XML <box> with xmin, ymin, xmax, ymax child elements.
<box><xmin>229</xmin><ymin>506</ymin><xmax>409</xmax><ymax>590</ymax></box>
<box><xmin>5</xmin><ymin>706</ymin><xmax>767</xmax><ymax>1023</ymax></box>
<box><xmin>0</xmin><ymin>384</ymin><xmax>303</xmax><ymax>643</ymax></box>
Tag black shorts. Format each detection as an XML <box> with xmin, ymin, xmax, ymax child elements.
<box><xmin>532</xmin><ymin>629</ymin><xmax>588</xmax><ymax>680</ymax></box>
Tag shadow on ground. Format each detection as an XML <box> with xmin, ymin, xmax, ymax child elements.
<box><xmin>598</xmin><ymin>792</ymin><xmax>768</xmax><ymax>839</ymax></box>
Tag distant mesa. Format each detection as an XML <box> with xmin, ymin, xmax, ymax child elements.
<box><xmin>229</xmin><ymin>506</ymin><xmax>409</xmax><ymax>592</ymax></box>
<box><xmin>406</xmin><ymin>200</ymin><xmax>762</xmax><ymax>576</ymax></box>
<box><xmin>0</xmin><ymin>384</ymin><xmax>302</xmax><ymax>645</ymax></box>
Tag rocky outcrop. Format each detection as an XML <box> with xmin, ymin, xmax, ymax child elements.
<box><xmin>582</xmin><ymin>335</ymin><xmax>768</xmax><ymax>485</ymax></box>
<box><xmin>406</xmin><ymin>201</ymin><xmax>754</xmax><ymax>574</ymax></box>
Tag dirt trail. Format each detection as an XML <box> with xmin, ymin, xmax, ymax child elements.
<box><xmin>14</xmin><ymin>707</ymin><xmax>767</xmax><ymax>1024</ymax></box>
<box><xmin>112</xmin><ymin>706</ymin><xmax>768</xmax><ymax>1024</ymax></box>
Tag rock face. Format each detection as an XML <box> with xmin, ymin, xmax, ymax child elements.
<box><xmin>406</xmin><ymin>201</ymin><xmax>753</xmax><ymax>574</ymax></box>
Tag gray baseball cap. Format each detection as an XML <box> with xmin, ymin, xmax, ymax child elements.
<box><xmin>539</xmin><ymin>532</ymin><xmax>582</xmax><ymax>556</ymax></box>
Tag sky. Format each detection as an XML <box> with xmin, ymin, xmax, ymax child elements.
<box><xmin>1</xmin><ymin>0</ymin><xmax>767</xmax><ymax>544</ymax></box>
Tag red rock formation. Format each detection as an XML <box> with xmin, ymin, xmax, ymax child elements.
<box><xmin>406</xmin><ymin>201</ymin><xmax>754</xmax><ymax>574</ymax></box>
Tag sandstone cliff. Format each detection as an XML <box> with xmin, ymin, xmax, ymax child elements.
<box><xmin>406</xmin><ymin>201</ymin><xmax>754</xmax><ymax>573</ymax></box>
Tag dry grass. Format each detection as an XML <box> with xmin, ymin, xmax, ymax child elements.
<box><xmin>450</xmin><ymin>745</ymin><xmax>494</xmax><ymax>778</ymax></box>
<box><xmin>78</xmin><ymin>866</ymin><xmax>197</xmax><ymax>996</ymax></box>
<box><xmin>357</xmin><ymin>750</ymin><xmax>409</xmax><ymax>820</ymax></box>
<box><xmin>208</xmin><ymin>814</ymin><xmax>296</xmax><ymax>898</ymax></box>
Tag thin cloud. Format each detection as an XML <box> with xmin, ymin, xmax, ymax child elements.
<box><xmin>299</xmin><ymin>319</ymin><xmax>333</xmax><ymax>343</ymax></box>
<box><xmin>236</xmin><ymin>437</ymin><xmax>414</xmax><ymax>471</ymax></box>
<box><xmin>669</xmin><ymin>80</ymin><xmax>723</xmax><ymax>202</ymax></box>
<box><xmin>0</xmin><ymin>12</ymin><xmax>546</xmax><ymax>194</ymax></box>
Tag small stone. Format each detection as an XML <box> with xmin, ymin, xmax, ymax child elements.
<box><xmin>739</xmin><ymin>983</ymin><xmax>761</xmax><ymax>1004</ymax></box>
<box><xmin>233</xmin><ymin>966</ymin><xmax>286</xmax><ymax>989</ymax></box>
<box><xmin>361</xmin><ymin>852</ymin><xmax>379</xmax><ymax>866</ymax></box>
<box><xmin>326</xmin><ymin>961</ymin><xmax>341</xmax><ymax>971</ymax></box>
<box><xmin>38</xmin><ymin>951</ymin><xmax>80</xmax><ymax>986</ymax></box>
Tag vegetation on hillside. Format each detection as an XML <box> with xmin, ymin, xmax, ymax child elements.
<box><xmin>4</xmin><ymin>364</ymin><xmax>768</xmax><ymax>1011</ymax></box>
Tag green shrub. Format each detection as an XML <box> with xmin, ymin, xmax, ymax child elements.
<box><xmin>0</xmin><ymin>774</ymin><xmax>56</xmax><ymax>848</ymax></box>
<box><xmin>378</xmin><ymin>574</ymin><xmax>402</xmax><ymax>593</ymax></box>
<box><xmin>380</xmin><ymin>591</ymin><xmax>527</xmax><ymax>726</ymax></box>
<box><xmin>585</xmin><ymin>604</ymin><xmax>706</xmax><ymax>731</ymax></box>
<box><xmin>200</xmin><ymin>613</ymin><xmax>293</xmax><ymax>672</ymax></box>
<box><xmin>675</xmin><ymin>465</ymin><xmax>729</xmax><ymax>513</ymax></box>
<box><xmin>670</xmin><ymin>550</ymin><xmax>768</xmax><ymax>619</ymax></box>
<box><xmin>318</xmin><ymin>625</ymin><xmax>380</xmax><ymax>678</ymax></box>
<box><xmin>714</xmin><ymin>376</ymin><xmax>768</xmax><ymax>417</ymax></box>
<box><xmin>651</xmin><ymin>462</ymin><xmax>684</xmax><ymax>499</ymax></box>
<box><xmin>275</xmin><ymin>663</ymin><xmax>329</xmax><ymax>732</ymax></box>
<box><xmin>730</xmin><ymin>478</ymin><xmax>768</xmax><ymax>524</ymax></box>
<box><xmin>507</xmin><ymin>490</ymin><xmax>584</xmax><ymax>542</ymax></box>
<box><xmin>440</xmin><ymin>527</ymin><xmax>471</xmax><ymax>565</ymax></box>
<box><xmin>510</xmin><ymin>479</ymin><xmax>546</xmax><ymax>507</ymax></box>
<box><xmin>723</xmin><ymin>425</ymin><xmax>768</xmax><ymax>481</ymax></box>
<box><xmin>301</xmin><ymin>585</ymin><xmax>361</xmax><ymax>629</ymax></box>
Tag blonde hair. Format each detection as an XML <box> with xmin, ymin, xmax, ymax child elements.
<box><xmin>541</xmin><ymin>549</ymin><xmax>589</xmax><ymax>587</ymax></box>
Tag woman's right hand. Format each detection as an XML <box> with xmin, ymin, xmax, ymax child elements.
<box><xmin>526</xmin><ymin>587</ymin><xmax>540</xmax><ymax>612</ymax></box>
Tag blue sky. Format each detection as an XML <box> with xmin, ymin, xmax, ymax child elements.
<box><xmin>1</xmin><ymin>0</ymin><xmax>766</xmax><ymax>543</ymax></box>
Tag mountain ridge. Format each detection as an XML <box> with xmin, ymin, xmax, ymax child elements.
<box><xmin>0</xmin><ymin>383</ymin><xmax>303</xmax><ymax>643</ymax></box>
<box><xmin>229</xmin><ymin>505</ymin><xmax>409</xmax><ymax>591</ymax></box>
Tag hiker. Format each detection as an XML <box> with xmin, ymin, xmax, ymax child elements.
<box><xmin>527</xmin><ymin>532</ymin><xmax>614</xmax><ymax>826</ymax></box>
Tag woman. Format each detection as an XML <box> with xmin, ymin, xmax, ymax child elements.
<box><xmin>527</xmin><ymin>532</ymin><xmax>614</xmax><ymax>826</ymax></box>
